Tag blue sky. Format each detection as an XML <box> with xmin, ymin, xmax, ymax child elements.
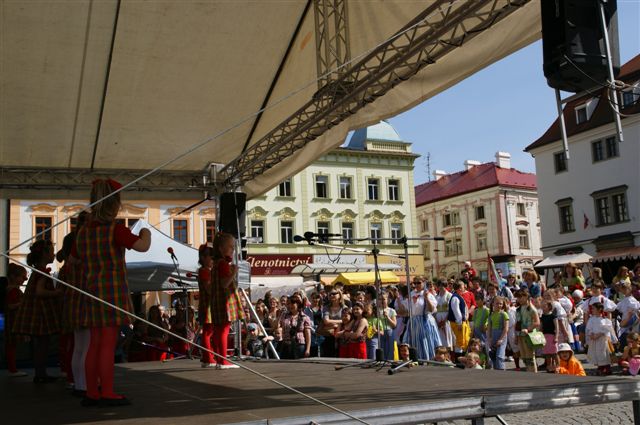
<box><xmin>388</xmin><ymin>1</ymin><xmax>640</xmax><ymax>185</ymax></box>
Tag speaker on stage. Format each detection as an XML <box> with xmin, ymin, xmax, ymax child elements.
<box><xmin>219</xmin><ymin>192</ymin><xmax>246</xmax><ymax>238</ymax></box>
<box><xmin>541</xmin><ymin>0</ymin><xmax>619</xmax><ymax>93</ymax></box>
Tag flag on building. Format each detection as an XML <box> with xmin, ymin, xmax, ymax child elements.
<box><xmin>583</xmin><ymin>212</ymin><xmax>590</xmax><ymax>229</ymax></box>
<box><xmin>488</xmin><ymin>254</ymin><xmax>500</xmax><ymax>286</ymax></box>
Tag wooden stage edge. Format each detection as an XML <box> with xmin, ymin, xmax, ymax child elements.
<box><xmin>3</xmin><ymin>358</ymin><xmax>640</xmax><ymax>425</ymax></box>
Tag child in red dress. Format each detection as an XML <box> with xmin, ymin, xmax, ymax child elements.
<box><xmin>210</xmin><ymin>232</ymin><xmax>244</xmax><ymax>369</ymax></box>
<box><xmin>197</xmin><ymin>244</ymin><xmax>215</xmax><ymax>368</ymax></box>
<box><xmin>72</xmin><ymin>179</ymin><xmax>151</xmax><ymax>406</ymax></box>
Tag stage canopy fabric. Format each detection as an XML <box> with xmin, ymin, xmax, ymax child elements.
<box><xmin>0</xmin><ymin>0</ymin><xmax>541</xmax><ymax>199</ymax></box>
<box><xmin>331</xmin><ymin>271</ymin><xmax>400</xmax><ymax>286</ymax></box>
<box><xmin>534</xmin><ymin>253</ymin><xmax>593</xmax><ymax>269</ymax></box>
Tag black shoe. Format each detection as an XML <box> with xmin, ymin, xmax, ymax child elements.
<box><xmin>33</xmin><ymin>376</ymin><xmax>58</xmax><ymax>384</ymax></box>
<box><xmin>72</xmin><ymin>389</ymin><xmax>87</xmax><ymax>398</ymax></box>
<box><xmin>81</xmin><ymin>397</ymin><xmax>100</xmax><ymax>407</ymax></box>
<box><xmin>100</xmin><ymin>397</ymin><xmax>131</xmax><ymax>407</ymax></box>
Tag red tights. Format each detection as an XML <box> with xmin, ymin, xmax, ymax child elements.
<box><xmin>85</xmin><ymin>327</ymin><xmax>121</xmax><ymax>400</ymax></box>
<box><xmin>201</xmin><ymin>323</ymin><xmax>213</xmax><ymax>364</ymax></box>
<box><xmin>212</xmin><ymin>322</ymin><xmax>231</xmax><ymax>365</ymax></box>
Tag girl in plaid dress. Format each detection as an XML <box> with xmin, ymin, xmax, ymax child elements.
<box><xmin>12</xmin><ymin>240</ymin><xmax>63</xmax><ymax>383</ymax></box>
<box><xmin>197</xmin><ymin>244</ymin><xmax>215</xmax><ymax>367</ymax></box>
<box><xmin>73</xmin><ymin>179</ymin><xmax>151</xmax><ymax>406</ymax></box>
<box><xmin>4</xmin><ymin>263</ymin><xmax>28</xmax><ymax>377</ymax></box>
<box><xmin>210</xmin><ymin>232</ymin><xmax>244</xmax><ymax>369</ymax></box>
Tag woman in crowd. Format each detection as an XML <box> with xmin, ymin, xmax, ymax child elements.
<box><xmin>278</xmin><ymin>296</ymin><xmax>311</xmax><ymax>359</ymax></box>
<box><xmin>321</xmin><ymin>289</ymin><xmax>346</xmax><ymax>357</ymax></box>
<box><xmin>266</xmin><ymin>297</ymin><xmax>281</xmax><ymax>334</ymax></box>
<box><xmin>374</xmin><ymin>292</ymin><xmax>397</xmax><ymax>360</ymax></box>
<box><xmin>344</xmin><ymin>302</ymin><xmax>368</xmax><ymax>359</ymax></box>
<box><xmin>304</xmin><ymin>292</ymin><xmax>325</xmax><ymax>357</ymax></box>
<box><xmin>4</xmin><ymin>263</ymin><xmax>28</xmax><ymax>377</ymax></box>
<box><xmin>434</xmin><ymin>279</ymin><xmax>453</xmax><ymax>351</ymax></box>
<box><xmin>561</xmin><ymin>263</ymin><xmax>585</xmax><ymax>292</ymax></box>
<box><xmin>13</xmin><ymin>240</ymin><xmax>63</xmax><ymax>383</ymax></box>
<box><xmin>403</xmin><ymin>277</ymin><xmax>441</xmax><ymax>360</ymax></box>
<box><xmin>210</xmin><ymin>232</ymin><xmax>244</xmax><ymax>369</ymax></box>
<box><xmin>73</xmin><ymin>178</ymin><xmax>151</xmax><ymax>406</ymax></box>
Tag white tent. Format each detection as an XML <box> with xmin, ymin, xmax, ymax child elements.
<box><xmin>534</xmin><ymin>253</ymin><xmax>593</xmax><ymax>269</ymax></box>
<box><xmin>126</xmin><ymin>220</ymin><xmax>250</xmax><ymax>292</ymax></box>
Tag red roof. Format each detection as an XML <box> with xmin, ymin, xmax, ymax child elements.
<box><xmin>414</xmin><ymin>162</ymin><xmax>537</xmax><ymax>206</ymax></box>
<box><xmin>526</xmin><ymin>54</ymin><xmax>640</xmax><ymax>152</ymax></box>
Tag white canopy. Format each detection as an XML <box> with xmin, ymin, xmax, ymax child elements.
<box><xmin>534</xmin><ymin>253</ymin><xmax>593</xmax><ymax>269</ymax></box>
<box><xmin>0</xmin><ymin>1</ymin><xmax>540</xmax><ymax>199</ymax></box>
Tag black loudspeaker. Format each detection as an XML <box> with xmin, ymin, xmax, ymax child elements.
<box><xmin>541</xmin><ymin>0</ymin><xmax>619</xmax><ymax>93</ymax></box>
<box><xmin>219</xmin><ymin>192</ymin><xmax>246</xmax><ymax>238</ymax></box>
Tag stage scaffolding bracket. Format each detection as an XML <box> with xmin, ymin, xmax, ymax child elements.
<box><xmin>313</xmin><ymin>0</ymin><xmax>351</xmax><ymax>90</ymax></box>
<box><xmin>219</xmin><ymin>0</ymin><xmax>530</xmax><ymax>189</ymax></box>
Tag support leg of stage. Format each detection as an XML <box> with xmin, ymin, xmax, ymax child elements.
<box><xmin>633</xmin><ymin>399</ymin><xmax>640</xmax><ymax>425</ymax></box>
<box><xmin>471</xmin><ymin>418</ymin><xmax>485</xmax><ymax>425</ymax></box>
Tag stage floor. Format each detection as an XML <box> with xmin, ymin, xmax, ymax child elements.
<box><xmin>2</xmin><ymin>358</ymin><xmax>640</xmax><ymax>425</ymax></box>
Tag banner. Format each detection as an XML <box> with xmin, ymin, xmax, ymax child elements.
<box><xmin>246</xmin><ymin>254</ymin><xmax>312</xmax><ymax>276</ymax></box>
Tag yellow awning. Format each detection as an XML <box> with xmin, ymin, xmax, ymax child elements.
<box><xmin>331</xmin><ymin>271</ymin><xmax>400</xmax><ymax>286</ymax></box>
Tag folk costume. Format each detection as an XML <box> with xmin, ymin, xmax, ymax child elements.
<box><xmin>211</xmin><ymin>256</ymin><xmax>244</xmax><ymax>367</ymax></box>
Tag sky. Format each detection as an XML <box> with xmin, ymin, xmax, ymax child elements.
<box><xmin>387</xmin><ymin>1</ymin><xmax>640</xmax><ymax>185</ymax></box>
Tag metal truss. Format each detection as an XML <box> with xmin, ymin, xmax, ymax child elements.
<box><xmin>220</xmin><ymin>0</ymin><xmax>530</xmax><ymax>189</ymax></box>
<box><xmin>0</xmin><ymin>167</ymin><xmax>207</xmax><ymax>199</ymax></box>
<box><xmin>314</xmin><ymin>0</ymin><xmax>351</xmax><ymax>89</ymax></box>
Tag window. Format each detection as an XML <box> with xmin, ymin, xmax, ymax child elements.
<box><xmin>591</xmin><ymin>186</ymin><xmax>629</xmax><ymax>226</ymax></box>
<box><xmin>556</xmin><ymin>198</ymin><xmax>575</xmax><ymax>233</ymax></box>
<box><xmin>250</xmin><ymin>220</ymin><xmax>264</xmax><ymax>243</ymax></box>
<box><xmin>315</xmin><ymin>175</ymin><xmax>328</xmax><ymax>198</ymax></box>
<box><xmin>388</xmin><ymin>179</ymin><xmax>400</xmax><ymax>201</ymax></box>
<box><xmin>421</xmin><ymin>218</ymin><xmax>429</xmax><ymax>233</ymax></box>
<box><xmin>116</xmin><ymin>217</ymin><xmax>141</xmax><ymax>229</ymax></box>
<box><xmin>592</xmin><ymin>140</ymin><xmax>604</xmax><ymax>162</ymax></box>
<box><xmin>554</xmin><ymin>151</ymin><xmax>568</xmax><ymax>173</ymax></box>
<box><xmin>341</xmin><ymin>222</ymin><xmax>354</xmax><ymax>244</ymax></box>
<box><xmin>317</xmin><ymin>221</ymin><xmax>330</xmax><ymax>236</ymax></box>
<box><xmin>367</xmin><ymin>178</ymin><xmax>380</xmax><ymax>200</ymax></box>
<box><xmin>442</xmin><ymin>211</ymin><xmax>460</xmax><ymax>227</ymax></box>
<box><xmin>34</xmin><ymin>216</ymin><xmax>52</xmax><ymax>241</ymax></box>
<box><xmin>622</xmin><ymin>85</ymin><xmax>640</xmax><ymax>107</ymax></box>
<box><xmin>339</xmin><ymin>176</ymin><xmax>352</xmax><ymax>199</ymax></box>
<box><xmin>444</xmin><ymin>238</ymin><xmax>462</xmax><ymax>257</ymax></box>
<box><xmin>475</xmin><ymin>205</ymin><xmax>485</xmax><ymax>221</ymax></box>
<box><xmin>575</xmin><ymin>105</ymin><xmax>588</xmax><ymax>124</ymax></box>
<box><xmin>390</xmin><ymin>223</ymin><xmax>402</xmax><ymax>244</ymax></box>
<box><xmin>605</xmin><ymin>136</ymin><xmax>618</xmax><ymax>159</ymax></box>
<box><xmin>476</xmin><ymin>232</ymin><xmax>487</xmax><ymax>251</ymax></box>
<box><xmin>280</xmin><ymin>221</ymin><xmax>293</xmax><ymax>243</ymax></box>
<box><xmin>422</xmin><ymin>242</ymin><xmax>431</xmax><ymax>260</ymax></box>
<box><xmin>205</xmin><ymin>220</ymin><xmax>216</xmax><ymax>243</ymax></box>
<box><xmin>370</xmin><ymin>222</ymin><xmax>382</xmax><ymax>243</ymax></box>
<box><xmin>278</xmin><ymin>179</ymin><xmax>292</xmax><ymax>197</ymax></box>
<box><xmin>173</xmin><ymin>219</ymin><xmax>188</xmax><ymax>244</ymax></box>
<box><xmin>518</xmin><ymin>229</ymin><xmax>530</xmax><ymax>249</ymax></box>
<box><xmin>593</xmin><ymin>137</ymin><xmax>619</xmax><ymax>162</ymax></box>
<box><xmin>517</xmin><ymin>203</ymin><xmax>526</xmax><ymax>217</ymax></box>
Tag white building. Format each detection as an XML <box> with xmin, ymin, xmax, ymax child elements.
<box><xmin>525</xmin><ymin>54</ymin><xmax>640</xmax><ymax>272</ymax></box>
<box><xmin>415</xmin><ymin>153</ymin><xmax>542</xmax><ymax>280</ymax></box>
<box><xmin>245</xmin><ymin>120</ymin><xmax>423</xmax><ymax>282</ymax></box>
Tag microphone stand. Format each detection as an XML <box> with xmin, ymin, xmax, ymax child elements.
<box><xmin>168</xmin><ymin>250</ymin><xmax>192</xmax><ymax>360</ymax></box>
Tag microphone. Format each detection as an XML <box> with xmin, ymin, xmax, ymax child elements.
<box><xmin>303</xmin><ymin>231</ymin><xmax>341</xmax><ymax>239</ymax></box>
<box><xmin>293</xmin><ymin>235</ymin><xmax>306</xmax><ymax>242</ymax></box>
<box><xmin>167</xmin><ymin>247</ymin><xmax>177</xmax><ymax>260</ymax></box>
<box><xmin>186</xmin><ymin>272</ymin><xmax>195</xmax><ymax>279</ymax></box>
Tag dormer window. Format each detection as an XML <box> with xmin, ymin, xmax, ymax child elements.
<box><xmin>575</xmin><ymin>105</ymin><xmax>588</xmax><ymax>124</ymax></box>
<box><xmin>621</xmin><ymin>83</ymin><xmax>640</xmax><ymax>108</ymax></box>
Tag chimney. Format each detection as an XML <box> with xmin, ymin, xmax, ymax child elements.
<box><xmin>433</xmin><ymin>170</ymin><xmax>447</xmax><ymax>181</ymax></box>
<box><xmin>495</xmin><ymin>151</ymin><xmax>511</xmax><ymax>169</ymax></box>
<box><xmin>464</xmin><ymin>160</ymin><xmax>481</xmax><ymax>170</ymax></box>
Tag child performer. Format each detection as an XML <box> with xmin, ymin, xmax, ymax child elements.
<box><xmin>459</xmin><ymin>338</ymin><xmax>487</xmax><ymax>369</ymax></box>
<box><xmin>515</xmin><ymin>290</ymin><xmax>540</xmax><ymax>373</ymax></box>
<box><xmin>553</xmin><ymin>343</ymin><xmax>586</xmax><ymax>376</ymax></box>
<box><xmin>13</xmin><ymin>240</ymin><xmax>63</xmax><ymax>382</ymax></box>
<box><xmin>4</xmin><ymin>263</ymin><xmax>28</xmax><ymax>377</ymax></box>
<box><xmin>210</xmin><ymin>232</ymin><xmax>244</xmax><ymax>369</ymax></box>
<box><xmin>586</xmin><ymin>302</ymin><xmax>617</xmax><ymax>376</ymax></box>
<box><xmin>464</xmin><ymin>352</ymin><xmax>483</xmax><ymax>369</ymax></box>
<box><xmin>471</xmin><ymin>292</ymin><xmax>489</xmax><ymax>345</ymax></box>
<box><xmin>448</xmin><ymin>281</ymin><xmax>470</xmax><ymax>358</ymax></box>
<box><xmin>487</xmin><ymin>296</ymin><xmax>509</xmax><ymax>370</ymax></box>
<box><xmin>345</xmin><ymin>302</ymin><xmax>368</xmax><ymax>359</ymax></box>
<box><xmin>335</xmin><ymin>307</ymin><xmax>352</xmax><ymax>358</ymax></box>
<box><xmin>73</xmin><ymin>179</ymin><xmax>151</xmax><ymax>406</ymax></box>
<box><xmin>197</xmin><ymin>244</ymin><xmax>215</xmax><ymax>368</ymax></box>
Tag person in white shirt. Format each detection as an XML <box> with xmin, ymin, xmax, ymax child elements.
<box><xmin>616</xmin><ymin>282</ymin><xmax>640</xmax><ymax>349</ymax></box>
